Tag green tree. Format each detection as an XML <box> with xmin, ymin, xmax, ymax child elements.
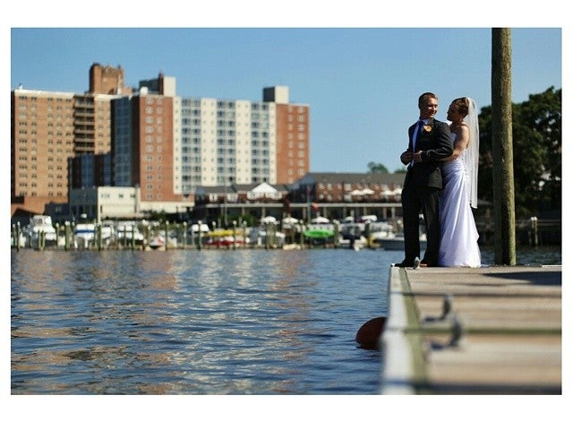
<box><xmin>367</xmin><ymin>162</ymin><xmax>389</xmax><ymax>174</ymax></box>
<box><xmin>478</xmin><ymin>87</ymin><xmax>561</xmax><ymax>217</ymax></box>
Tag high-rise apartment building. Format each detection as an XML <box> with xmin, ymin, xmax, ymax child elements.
<box><xmin>112</xmin><ymin>92</ymin><xmax>177</xmax><ymax>204</ymax></box>
<box><xmin>110</xmin><ymin>76</ymin><xmax>310</xmax><ymax>213</ymax></box>
<box><xmin>11</xmin><ymin>63</ymin><xmax>130</xmax><ymax>215</ymax></box>
<box><xmin>11</xmin><ymin>64</ymin><xmax>310</xmax><ymax>217</ymax></box>
<box><xmin>11</xmin><ymin>89</ymin><xmax>75</xmax><ymax>212</ymax></box>
<box><xmin>173</xmin><ymin>85</ymin><xmax>309</xmax><ymax>191</ymax></box>
<box><xmin>89</xmin><ymin>62</ymin><xmax>132</xmax><ymax>96</ymax></box>
<box><xmin>275</xmin><ymin>102</ymin><xmax>310</xmax><ymax>185</ymax></box>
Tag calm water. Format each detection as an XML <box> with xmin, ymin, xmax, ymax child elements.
<box><xmin>11</xmin><ymin>245</ymin><xmax>560</xmax><ymax>395</ymax></box>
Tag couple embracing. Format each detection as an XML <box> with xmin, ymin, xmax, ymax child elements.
<box><xmin>396</xmin><ymin>92</ymin><xmax>481</xmax><ymax>268</ymax></box>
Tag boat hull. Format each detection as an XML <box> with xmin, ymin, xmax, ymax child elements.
<box><xmin>378</xmin><ymin>237</ymin><xmax>427</xmax><ymax>251</ymax></box>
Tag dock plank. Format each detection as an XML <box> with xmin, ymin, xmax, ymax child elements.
<box><xmin>381</xmin><ymin>265</ymin><xmax>562</xmax><ymax>394</ymax></box>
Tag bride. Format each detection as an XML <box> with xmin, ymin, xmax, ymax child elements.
<box><xmin>438</xmin><ymin>97</ymin><xmax>481</xmax><ymax>267</ymax></box>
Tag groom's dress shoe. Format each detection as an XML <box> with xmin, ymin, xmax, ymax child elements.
<box><xmin>394</xmin><ymin>260</ymin><xmax>414</xmax><ymax>268</ymax></box>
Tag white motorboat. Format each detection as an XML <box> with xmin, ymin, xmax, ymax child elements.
<box><xmin>281</xmin><ymin>215</ymin><xmax>299</xmax><ymax>229</ymax></box>
<box><xmin>248</xmin><ymin>226</ymin><xmax>286</xmax><ymax>248</ymax></box>
<box><xmin>148</xmin><ymin>230</ymin><xmax>178</xmax><ymax>250</ymax></box>
<box><xmin>148</xmin><ymin>234</ymin><xmax>166</xmax><ymax>250</ymax></box>
<box><xmin>116</xmin><ymin>221</ymin><xmax>146</xmax><ymax>245</ymax></box>
<box><xmin>74</xmin><ymin>214</ymin><xmax>96</xmax><ymax>249</ymax></box>
<box><xmin>338</xmin><ymin>235</ymin><xmax>368</xmax><ymax>250</ymax></box>
<box><xmin>369</xmin><ymin>221</ymin><xmax>396</xmax><ymax>245</ymax></box>
<box><xmin>25</xmin><ymin>215</ymin><xmax>58</xmax><ymax>248</ymax></box>
<box><xmin>100</xmin><ymin>223</ymin><xmax>114</xmax><ymax>244</ymax></box>
<box><xmin>378</xmin><ymin>233</ymin><xmax>427</xmax><ymax>251</ymax></box>
<box><xmin>73</xmin><ymin>215</ymin><xmax>114</xmax><ymax>248</ymax></box>
<box><xmin>189</xmin><ymin>222</ymin><xmax>210</xmax><ymax>235</ymax></box>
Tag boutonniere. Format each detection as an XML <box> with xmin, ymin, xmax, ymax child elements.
<box><xmin>423</xmin><ymin>125</ymin><xmax>432</xmax><ymax>132</ymax></box>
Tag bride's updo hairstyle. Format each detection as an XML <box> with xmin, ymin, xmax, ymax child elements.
<box><xmin>451</xmin><ymin>97</ymin><xmax>470</xmax><ymax>118</ymax></box>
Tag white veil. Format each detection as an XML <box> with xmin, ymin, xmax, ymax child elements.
<box><xmin>463</xmin><ymin>98</ymin><xmax>479</xmax><ymax>208</ymax></box>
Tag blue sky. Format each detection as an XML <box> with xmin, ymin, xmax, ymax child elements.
<box><xmin>7</xmin><ymin>23</ymin><xmax>562</xmax><ymax>174</ymax></box>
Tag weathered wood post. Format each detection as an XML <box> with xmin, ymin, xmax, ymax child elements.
<box><xmin>97</xmin><ymin>223</ymin><xmax>103</xmax><ymax>251</ymax></box>
<box><xmin>14</xmin><ymin>223</ymin><xmax>21</xmax><ymax>251</ymax></box>
<box><xmin>130</xmin><ymin>224</ymin><xmax>136</xmax><ymax>250</ymax></box>
<box><xmin>197</xmin><ymin>220</ymin><xmax>202</xmax><ymax>251</ymax></box>
<box><xmin>530</xmin><ymin>216</ymin><xmax>539</xmax><ymax>247</ymax></box>
<box><xmin>182</xmin><ymin>222</ymin><xmax>187</xmax><ymax>250</ymax></box>
<box><xmin>232</xmin><ymin>220</ymin><xmax>237</xmax><ymax>250</ymax></box>
<box><xmin>492</xmin><ymin>27</ymin><xmax>516</xmax><ymax>265</ymax></box>
<box><xmin>334</xmin><ymin>221</ymin><xmax>340</xmax><ymax>248</ymax></box>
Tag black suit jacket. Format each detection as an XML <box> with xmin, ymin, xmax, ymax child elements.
<box><xmin>403</xmin><ymin>118</ymin><xmax>453</xmax><ymax>189</ymax></box>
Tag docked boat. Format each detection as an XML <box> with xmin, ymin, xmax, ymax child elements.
<box><xmin>25</xmin><ymin>215</ymin><xmax>58</xmax><ymax>248</ymax></box>
<box><xmin>368</xmin><ymin>221</ymin><xmax>396</xmax><ymax>247</ymax></box>
<box><xmin>100</xmin><ymin>223</ymin><xmax>114</xmax><ymax>244</ymax></box>
<box><xmin>377</xmin><ymin>233</ymin><xmax>427</xmax><ymax>251</ymax></box>
<box><xmin>247</xmin><ymin>227</ymin><xmax>285</xmax><ymax>248</ymax></box>
<box><xmin>74</xmin><ymin>215</ymin><xmax>96</xmax><ymax>249</ymax></box>
<box><xmin>338</xmin><ymin>235</ymin><xmax>368</xmax><ymax>250</ymax></box>
<box><xmin>281</xmin><ymin>215</ymin><xmax>299</xmax><ymax>229</ymax></box>
<box><xmin>310</xmin><ymin>216</ymin><xmax>331</xmax><ymax>224</ymax></box>
<box><xmin>148</xmin><ymin>230</ymin><xmax>178</xmax><ymax>250</ymax></box>
<box><xmin>303</xmin><ymin>228</ymin><xmax>335</xmax><ymax>239</ymax></box>
<box><xmin>189</xmin><ymin>222</ymin><xmax>211</xmax><ymax>235</ymax></box>
<box><xmin>339</xmin><ymin>220</ymin><xmax>394</xmax><ymax>250</ymax></box>
<box><xmin>205</xmin><ymin>229</ymin><xmax>248</xmax><ymax>247</ymax></box>
<box><xmin>116</xmin><ymin>221</ymin><xmax>146</xmax><ymax>246</ymax></box>
<box><xmin>148</xmin><ymin>234</ymin><xmax>166</xmax><ymax>250</ymax></box>
<box><xmin>303</xmin><ymin>224</ymin><xmax>336</xmax><ymax>247</ymax></box>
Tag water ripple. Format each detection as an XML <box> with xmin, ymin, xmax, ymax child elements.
<box><xmin>12</xmin><ymin>248</ymin><xmax>398</xmax><ymax>394</ymax></box>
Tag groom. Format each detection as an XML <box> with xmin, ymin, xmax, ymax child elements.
<box><xmin>397</xmin><ymin>92</ymin><xmax>453</xmax><ymax>267</ymax></box>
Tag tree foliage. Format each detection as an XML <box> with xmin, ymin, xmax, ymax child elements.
<box><xmin>478</xmin><ymin>87</ymin><xmax>561</xmax><ymax>217</ymax></box>
<box><xmin>367</xmin><ymin>161</ymin><xmax>389</xmax><ymax>174</ymax></box>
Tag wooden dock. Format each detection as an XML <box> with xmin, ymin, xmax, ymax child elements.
<box><xmin>381</xmin><ymin>265</ymin><xmax>562</xmax><ymax>394</ymax></box>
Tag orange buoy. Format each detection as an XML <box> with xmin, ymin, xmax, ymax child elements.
<box><xmin>355</xmin><ymin>317</ymin><xmax>386</xmax><ymax>349</ymax></box>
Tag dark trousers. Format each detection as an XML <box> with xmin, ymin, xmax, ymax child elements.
<box><xmin>401</xmin><ymin>185</ymin><xmax>441</xmax><ymax>265</ymax></box>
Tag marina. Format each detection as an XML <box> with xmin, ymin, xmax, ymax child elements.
<box><xmin>12</xmin><ymin>207</ymin><xmax>560</xmax><ymax>252</ymax></box>
<box><xmin>11</xmin><ymin>213</ymin><xmax>400</xmax><ymax>252</ymax></box>
<box><xmin>16</xmin><ymin>212</ymin><xmax>556</xmax><ymax>252</ymax></box>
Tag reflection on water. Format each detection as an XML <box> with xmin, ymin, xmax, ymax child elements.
<box><xmin>11</xmin><ymin>249</ymin><xmax>395</xmax><ymax>394</ymax></box>
<box><xmin>480</xmin><ymin>245</ymin><xmax>562</xmax><ymax>266</ymax></box>
<box><xmin>11</xmin><ymin>245</ymin><xmax>560</xmax><ymax>394</ymax></box>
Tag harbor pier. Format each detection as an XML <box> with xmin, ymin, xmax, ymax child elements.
<box><xmin>381</xmin><ymin>265</ymin><xmax>562</xmax><ymax>394</ymax></box>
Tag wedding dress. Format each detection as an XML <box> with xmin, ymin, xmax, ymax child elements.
<box><xmin>438</xmin><ymin>134</ymin><xmax>481</xmax><ymax>267</ymax></box>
